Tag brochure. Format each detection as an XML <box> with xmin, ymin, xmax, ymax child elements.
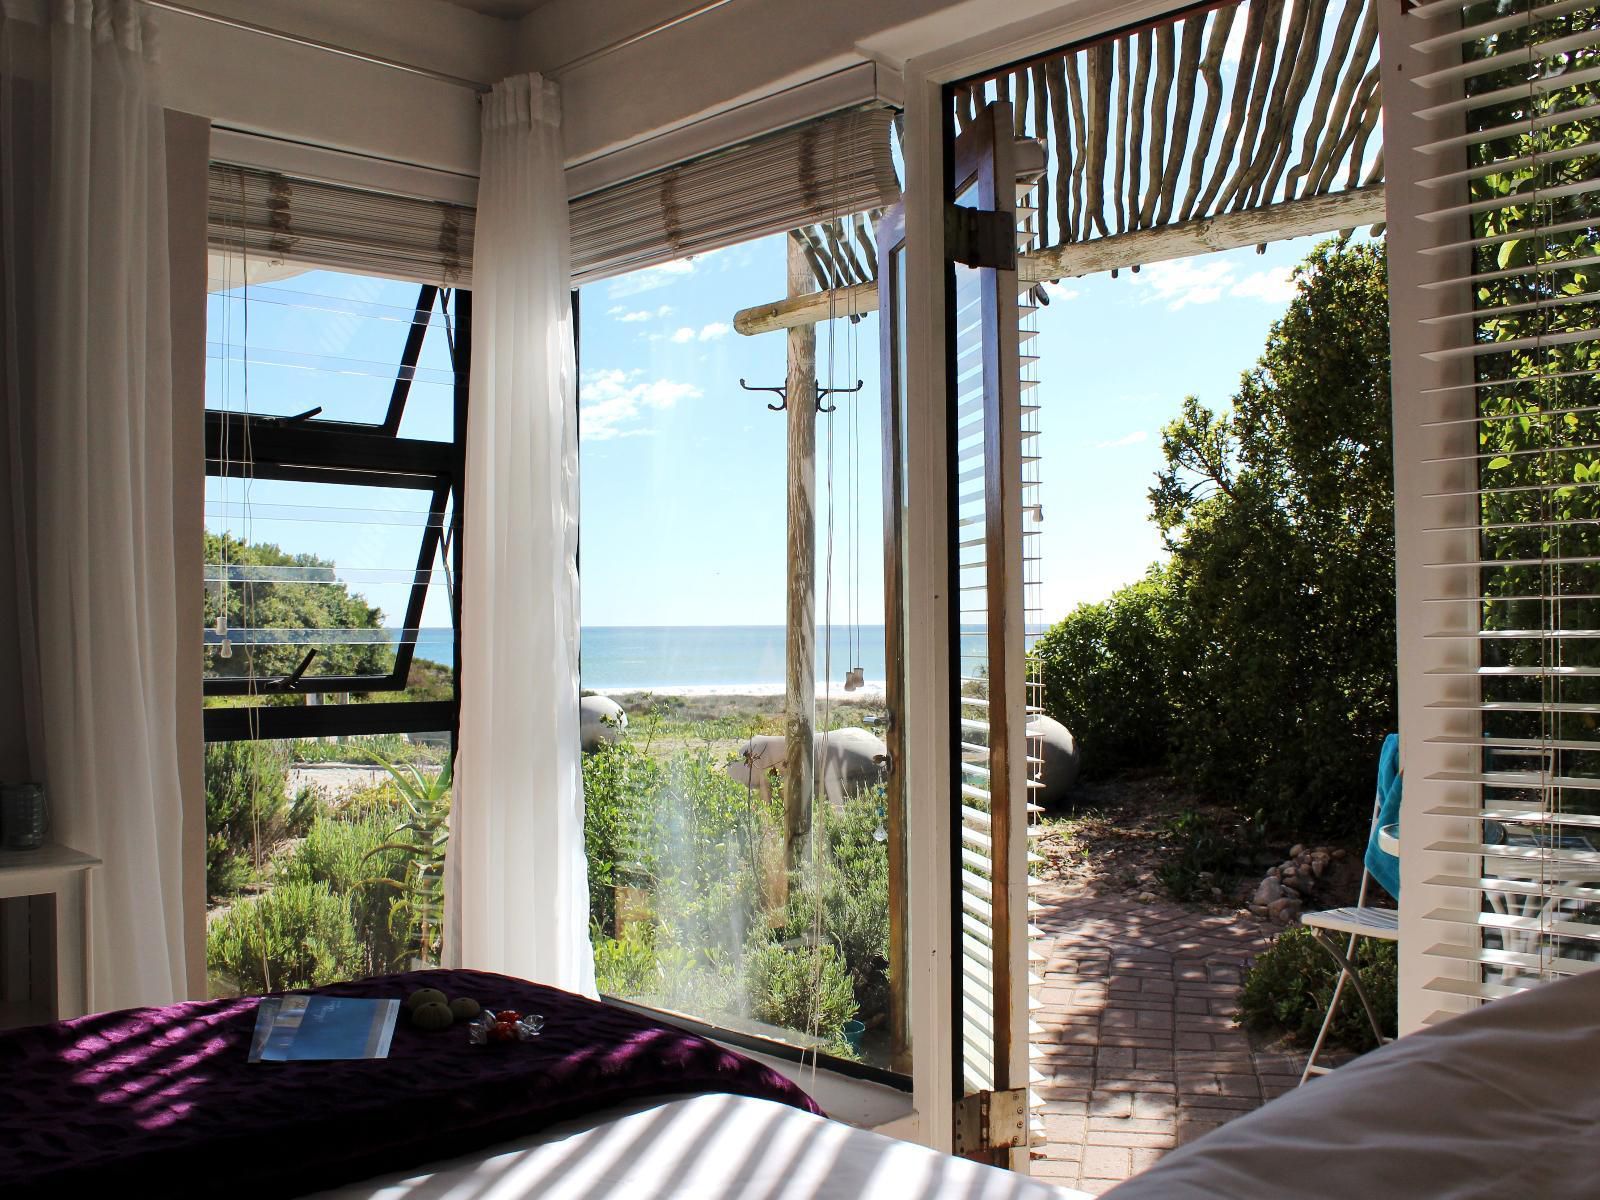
<box><xmin>249</xmin><ymin>996</ymin><xmax>400</xmax><ymax>1062</ymax></box>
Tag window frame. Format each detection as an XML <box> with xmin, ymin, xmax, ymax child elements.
<box><xmin>201</xmin><ymin>284</ymin><xmax>470</xmax><ymax>746</ymax></box>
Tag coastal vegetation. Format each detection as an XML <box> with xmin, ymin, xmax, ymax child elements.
<box><xmin>1034</xmin><ymin>240</ymin><xmax>1395</xmax><ymax>842</ymax></box>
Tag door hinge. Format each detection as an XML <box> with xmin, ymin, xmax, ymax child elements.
<box><xmin>945</xmin><ymin>204</ymin><xmax>1017</xmax><ymax>271</ymax></box>
<box><xmin>953</xmin><ymin>1087</ymin><xmax>1030</xmax><ymax>1156</ymax></box>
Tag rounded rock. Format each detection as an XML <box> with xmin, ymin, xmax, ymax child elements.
<box><xmin>411</xmin><ymin>1001</ymin><xmax>454</xmax><ymax>1031</ymax></box>
<box><xmin>405</xmin><ymin>987</ymin><xmax>448</xmax><ymax>1012</ymax></box>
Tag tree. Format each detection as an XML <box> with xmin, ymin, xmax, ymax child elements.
<box><xmin>204</xmin><ymin>531</ymin><xmax>395</xmax><ymax>682</ymax></box>
<box><xmin>1034</xmin><ymin>239</ymin><xmax>1397</xmax><ymax>835</ymax></box>
<box><xmin>1152</xmin><ymin>239</ymin><xmax>1396</xmax><ymax>833</ymax></box>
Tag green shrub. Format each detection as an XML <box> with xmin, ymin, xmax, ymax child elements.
<box><xmin>744</xmin><ymin>939</ymin><xmax>858</xmax><ymax>1046</ymax></box>
<box><xmin>207</xmin><ymin>880</ymin><xmax>364</xmax><ymax>994</ymax></box>
<box><xmin>279</xmin><ymin>812</ymin><xmax>409</xmax><ymax>973</ymax></box>
<box><xmin>1157</xmin><ymin>807</ymin><xmax>1265</xmax><ymax>902</ymax></box>
<box><xmin>204</xmin><ymin>740</ymin><xmax>290</xmax><ymax>899</ymax></box>
<box><xmin>1239</xmin><ymin>925</ymin><xmax>1398</xmax><ymax>1052</ymax></box>
<box><xmin>1032</xmin><ymin>568</ymin><xmax>1178</xmax><ymax>778</ymax></box>
<box><xmin>593</xmin><ymin>923</ymin><xmax>660</xmax><ymax>997</ymax></box>
<box><xmin>1031</xmin><ymin>241</ymin><xmax>1395</xmax><ymax>838</ymax></box>
<box><xmin>778</xmin><ymin>794</ymin><xmax>892</xmax><ymax>1025</ymax></box>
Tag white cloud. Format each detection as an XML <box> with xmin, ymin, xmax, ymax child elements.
<box><xmin>697</xmin><ymin>322</ymin><xmax>730</xmax><ymax>341</ymax></box>
<box><xmin>1131</xmin><ymin>259</ymin><xmax>1235</xmax><ymax>309</ymax></box>
<box><xmin>1127</xmin><ymin>257</ymin><xmax>1299</xmax><ymax>310</ymax></box>
<box><xmin>1094</xmin><ymin>430</ymin><xmax>1149</xmax><ymax>450</ymax></box>
<box><xmin>669</xmin><ymin>326</ymin><xmax>697</xmax><ymax>343</ymax></box>
<box><xmin>1042</xmin><ymin>281</ymin><xmax>1081</xmax><ymax>302</ymax></box>
<box><xmin>1230</xmin><ymin>267</ymin><xmax>1298</xmax><ymax>304</ymax></box>
<box><xmin>579</xmin><ymin>367</ymin><xmax>702</xmax><ymax>440</ymax></box>
<box><xmin>606</xmin><ymin>259</ymin><xmax>696</xmax><ymax>298</ymax></box>
<box><xmin>610</xmin><ymin>303</ymin><xmax>676</xmax><ymax>324</ymax></box>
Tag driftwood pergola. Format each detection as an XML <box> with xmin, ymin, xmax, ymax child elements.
<box><xmin>739</xmin><ymin>0</ymin><xmax>1387</xmax><ymax>334</ymax></box>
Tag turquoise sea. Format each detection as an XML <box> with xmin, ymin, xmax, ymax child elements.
<box><xmin>414</xmin><ymin>625</ymin><xmax>994</xmax><ymax>689</ymax></box>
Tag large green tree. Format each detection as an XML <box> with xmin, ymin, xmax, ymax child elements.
<box><xmin>204</xmin><ymin>531</ymin><xmax>395</xmax><ymax>682</ymax></box>
<box><xmin>1153</xmin><ymin>239</ymin><xmax>1396</xmax><ymax>832</ymax></box>
<box><xmin>1036</xmin><ymin>239</ymin><xmax>1397</xmax><ymax>835</ymax></box>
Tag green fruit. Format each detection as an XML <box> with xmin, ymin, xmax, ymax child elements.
<box><xmin>405</xmin><ymin>987</ymin><xmax>448</xmax><ymax>1012</ymax></box>
<box><xmin>411</xmin><ymin>1001</ymin><xmax>454</xmax><ymax>1031</ymax></box>
<box><xmin>448</xmin><ymin>996</ymin><xmax>481</xmax><ymax>1021</ymax></box>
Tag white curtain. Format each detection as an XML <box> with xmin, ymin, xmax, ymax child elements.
<box><xmin>0</xmin><ymin>0</ymin><xmax>188</xmax><ymax>1009</ymax></box>
<box><xmin>448</xmin><ymin>73</ymin><xmax>594</xmax><ymax>995</ymax></box>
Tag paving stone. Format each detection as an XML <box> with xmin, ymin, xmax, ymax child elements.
<box><xmin>1082</xmin><ymin>1146</ymin><xmax>1134</xmax><ymax>1179</ymax></box>
<box><xmin>1027</xmin><ymin>883</ymin><xmax>1304</xmax><ymax>1186</ymax></box>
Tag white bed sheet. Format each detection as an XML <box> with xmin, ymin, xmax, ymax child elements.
<box><xmin>308</xmin><ymin>1092</ymin><xmax>1090</xmax><ymax>1200</ymax></box>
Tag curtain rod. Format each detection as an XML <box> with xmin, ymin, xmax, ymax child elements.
<box><xmin>141</xmin><ymin>0</ymin><xmax>493</xmax><ymax>92</ymax></box>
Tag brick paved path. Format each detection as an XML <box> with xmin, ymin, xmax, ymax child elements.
<box><xmin>1028</xmin><ymin>886</ymin><xmax>1306</xmax><ymax>1195</ymax></box>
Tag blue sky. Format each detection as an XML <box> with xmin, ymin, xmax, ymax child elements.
<box><xmin>205</xmin><ymin>230</ymin><xmax>1337</xmax><ymax>638</ymax></box>
<box><xmin>576</xmin><ymin>231</ymin><xmax>1331</xmax><ymax>628</ymax></box>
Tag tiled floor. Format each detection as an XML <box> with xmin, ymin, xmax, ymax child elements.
<box><xmin>1028</xmin><ymin>886</ymin><xmax>1306</xmax><ymax>1195</ymax></box>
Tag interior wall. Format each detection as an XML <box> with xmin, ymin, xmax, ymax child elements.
<box><xmin>515</xmin><ymin>0</ymin><xmax>1101</xmax><ymax>170</ymax></box>
<box><xmin>152</xmin><ymin>0</ymin><xmax>509</xmax><ymax>178</ymax></box>
<box><xmin>166</xmin><ymin>109</ymin><xmax>213</xmax><ymax>1001</ymax></box>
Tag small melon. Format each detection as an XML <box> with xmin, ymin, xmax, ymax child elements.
<box><xmin>405</xmin><ymin>987</ymin><xmax>448</xmax><ymax>1012</ymax></box>
<box><xmin>411</xmin><ymin>1001</ymin><xmax>454</xmax><ymax>1031</ymax></box>
<box><xmin>448</xmin><ymin>996</ymin><xmax>481</xmax><ymax>1021</ymax></box>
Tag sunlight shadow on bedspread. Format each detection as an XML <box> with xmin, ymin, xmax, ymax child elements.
<box><xmin>311</xmin><ymin>1093</ymin><xmax>1090</xmax><ymax>1200</ymax></box>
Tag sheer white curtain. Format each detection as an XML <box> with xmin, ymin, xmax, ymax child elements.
<box><xmin>0</xmin><ymin>0</ymin><xmax>188</xmax><ymax>1009</ymax></box>
<box><xmin>448</xmin><ymin>73</ymin><xmax>595</xmax><ymax>995</ymax></box>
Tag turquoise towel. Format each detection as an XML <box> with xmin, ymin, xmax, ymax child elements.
<box><xmin>1364</xmin><ymin>733</ymin><xmax>1402</xmax><ymax>902</ymax></box>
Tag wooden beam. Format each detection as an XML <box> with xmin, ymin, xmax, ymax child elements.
<box><xmin>733</xmin><ymin>183</ymin><xmax>1386</xmax><ymax>336</ymax></box>
<box><xmin>783</xmin><ymin>237</ymin><xmax>816</xmax><ymax>879</ymax></box>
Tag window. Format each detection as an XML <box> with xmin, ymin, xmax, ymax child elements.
<box><xmin>577</xmin><ymin>235</ymin><xmax>905</xmax><ymax>1073</ymax></box>
<box><xmin>201</xmin><ymin>250</ymin><xmax>467</xmax><ymax>996</ymax></box>
<box><xmin>1395</xmin><ymin>0</ymin><xmax>1600</xmax><ymax>1015</ymax></box>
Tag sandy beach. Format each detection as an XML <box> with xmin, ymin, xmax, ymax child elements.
<box><xmin>593</xmin><ymin>680</ymin><xmax>887</xmax><ymax>702</ymax></box>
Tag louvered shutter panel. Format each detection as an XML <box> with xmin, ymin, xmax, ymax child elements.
<box><xmin>1397</xmin><ymin>0</ymin><xmax>1600</xmax><ymax>1017</ymax></box>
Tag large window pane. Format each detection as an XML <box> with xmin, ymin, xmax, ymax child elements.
<box><xmin>204</xmin><ymin>733</ymin><xmax>451</xmax><ymax>997</ymax></box>
<box><xmin>578</xmin><ymin>236</ymin><xmax>904</xmax><ymax>1069</ymax></box>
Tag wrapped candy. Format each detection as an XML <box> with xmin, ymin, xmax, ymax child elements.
<box><xmin>467</xmin><ymin>1009</ymin><xmax>545</xmax><ymax>1045</ymax></box>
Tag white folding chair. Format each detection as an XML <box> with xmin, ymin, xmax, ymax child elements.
<box><xmin>1298</xmin><ymin>791</ymin><xmax>1398</xmax><ymax>1084</ymax></box>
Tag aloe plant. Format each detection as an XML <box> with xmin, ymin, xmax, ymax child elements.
<box><xmin>362</xmin><ymin>753</ymin><xmax>452</xmax><ymax>968</ymax></box>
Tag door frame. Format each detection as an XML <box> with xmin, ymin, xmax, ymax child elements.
<box><xmin>895</xmin><ymin>0</ymin><xmax>1199</xmax><ymax>1152</ymax></box>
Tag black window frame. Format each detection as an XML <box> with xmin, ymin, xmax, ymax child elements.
<box><xmin>202</xmin><ymin>284</ymin><xmax>470</xmax><ymax>746</ymax></box>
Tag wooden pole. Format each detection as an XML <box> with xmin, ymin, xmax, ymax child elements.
<box><xmin>783</xmin><ymin>235</ymin><xmax>816</xmax><ymax>878</ymax></box>
<box><xmin>733</xmin><ymin>184</ymin><xmax>1387</xmax><ymax>336</ymax></box>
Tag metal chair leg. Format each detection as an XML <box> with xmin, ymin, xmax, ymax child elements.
<box><xmin>1300</xmin><ymin>955</ymin><xmax>1350</xmax><ymax>1086</ymax></box>
<box><xmin>1309</xmin><ymin>928</ymin><xmax>1387</xmax><ymax>1046</ymax></box>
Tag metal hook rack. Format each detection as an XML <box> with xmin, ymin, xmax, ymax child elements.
<box><xmin>737</xmin><ymin>378</ymin><xmax>865</xmax><ymax>414</ymax></box>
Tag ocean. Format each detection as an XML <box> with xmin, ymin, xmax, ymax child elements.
<box><xmin>413</xmin><ymin>625</ymin><xmax>988</xmax><ymax>690</ymax></box>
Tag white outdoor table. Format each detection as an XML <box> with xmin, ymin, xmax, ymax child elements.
<box><xmin>0</xmin><ymin>840</ymin><xmax>100</xmax><ymax>1021</ymax></box>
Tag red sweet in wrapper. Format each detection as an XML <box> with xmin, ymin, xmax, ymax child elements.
<box><xmin>489</xmin><ymin>1021</ymin><xmax>518</xmax><ymax>1043</ymax></box>
<box><xmin>496</xmin><ymin>1010</ymin><xmax>522</xmax><ymax>1023</ymax></box>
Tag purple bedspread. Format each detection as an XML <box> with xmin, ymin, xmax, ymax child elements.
<box><xmin>0</xmin><ymin>968</ymin><xmax>821</xmax><ymax>1198</ymax></box>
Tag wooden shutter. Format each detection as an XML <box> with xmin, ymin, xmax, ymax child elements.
<box><xmin>1390</xmin><ymin>0</ymin><xmax>1600</xmax><ymax>1020</ymax></box>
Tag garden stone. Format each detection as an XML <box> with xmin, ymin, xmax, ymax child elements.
<box><xmin>1291</xmin><ymin>843</ymin><xmax>1306</xmax><ymax>858</ymax></box>
<box><xmin>1138</xmin><ymin>891</ymin><xmax>1156</xmax><ymax>904</ymax></box>
<box><xmin>1267</xmin><ymin>896</ymin><xmax>1302</xmax><ymax>924</ymax></box>
<box><xmin>580</xmin><ymin>695</ymin><xmax>629</xmax><ymax>752</ymax></box>
<box><xmin>1028</xmin><ymin>714</ymin><xmax>1081</xmax><ymax>811</ymax></box>
<box><xmin>725</xmin><ymin>728</ymin><xmax>887</xmax><ymax>809</ymax></box>
<box><xmin>1253</xmin><ymin>877</ymin><xmax>1284</xmax><ymax>907</ymax></box>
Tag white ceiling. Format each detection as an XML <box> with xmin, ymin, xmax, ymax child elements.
<box><xmin>434</xmin><ymin>0</ymin><xmax>553</xmax><ymax>17</ymax></box>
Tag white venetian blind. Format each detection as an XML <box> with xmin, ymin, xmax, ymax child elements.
<box><xmin>1409</xmin><ymin>0</ymin><xmax>1600</xmax><ymax>1011</ymax></box>
<box><xmin>568</xmin><ymin>106</ymin><xmax>899</xmax><ymax>284</ymax></box>
<box><xmin>208</xmin><ymin>163</ymin><xmax>474</xmax><ymax>287</ymax></box>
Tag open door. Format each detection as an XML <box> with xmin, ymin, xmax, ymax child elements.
<box><xmin>881</xmin><ymin>99</ymin><xmax>1036</xmax><ymax>1166</ymax></box>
